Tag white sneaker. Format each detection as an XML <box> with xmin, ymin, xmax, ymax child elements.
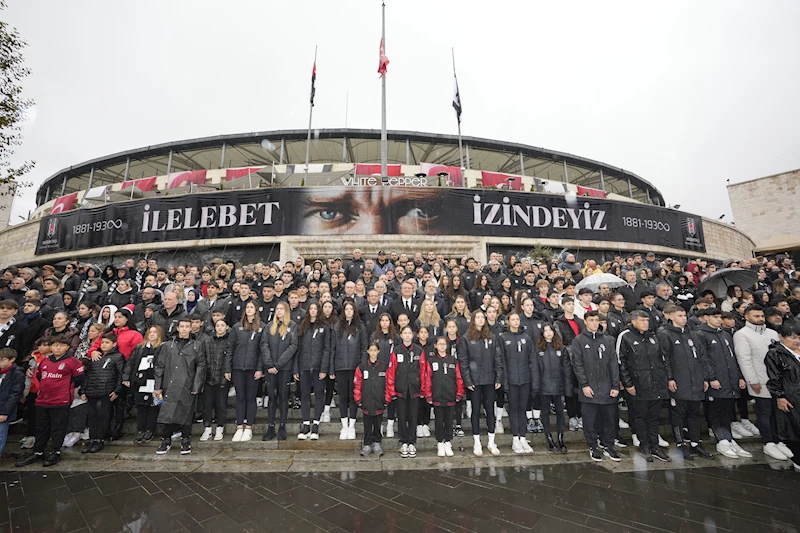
<box><xmin>422</xmin><ymin>425</ymin><xmax>431</xmax><ymax>437</ymax></box>
<box><xmin>716</xmin><ymin>440</ymin><xmax>739</xmax><ymax>459</ymax></box>
<box><xmin>731</xmin><ymin>421</ymin><xmax>753</xmax><ymax>438</ymax></box>
<box><xmin>416</xmin><ymin>425</ymin><xmax>424</xmax><ymax>438</ymax></box>
<box><xmin>764</xmin><ymin>442</ymin><xmax>789</xmax><ymax>461</ymax></box>
<box><xmin>200</xmin><ymin>427</ymin><xmax>212</xmax><ymax>441</ymax></box>
<box><xmin>520</xmin><ymin>439</ymin><xmax>534</xmax><ymax>453</ymax></box>
<box><xmin>731</xmin><ymin>427</ymin><xmax>743</xmax><ymax>439</ymax></box>
<box><xmin>444</xmin><ymin>442</ymin><xmax>454</xmax><ymax>457</ymax></box>
<box><xmin>437</xmin><ymin>442</ymin><xmax>446</xmax><ymax>457</ymax></box>
<box><xmin>730</xmin><ymin>440</ymin><xmax>752</xmax><ymax>458</ymax></box>
<box><xmin>632</xmin><ymin>434</ymin><xmax>640</xmax><ymax>447</ymax></box>
<box><xmin>232</xmin><ymin>428</ymin><xmax>244</xmax><ymax>442</ymax></box>
<box><xmin>321</xmin><ymin>411</ymin><xmax>331</xmax><ymax>423</ymax></box>
<box><xmin>407</xmin><ymin>444</ymin><xmax>417</xmax><ymax>458</ymax></box>
<box><xmin>618</xmin><ymin>419</ymin><xmax>630</xmax><ymax>429</ymax></box>
<box><xmin>473</xmin><ymin>441</ymin><xmax>483</xmax><ymax>457</ymax></box>
<box><xmin>262</xmin><ymin>396</ymin><xmax>269</xmax><ymax>409</ymax></box>
<box><xmin>80</xmin><ymin>429</ymin><xmax>90</xmax><ymax>441</ymax></box>
<box><xmin>658</xmin><ymin>435</ymin><xmax>669</xmax><ymax>448</ymax></box>
<box><xmin>740</xmin><ymin>419</ymin><xmax>760</xmax><ymax>437</ymax></box>
<box><xmin>241</xmin><ymin>429</ymin><xmax>253</xmax><ymax>442</ymax></box>
<box><xmin>214</xmin><ymin>427</ymin><xmax>224</xmax><ymax>441</ymax></box>
<box><xmin>776</xmin><ymin>442</ymin><xmax>794</xmax><ymax>459</ymax></box>
<box><xmin>400</xmin><ymin>443</ymin><xmax>409</xmax><ymax>458</ymax></box>
<box><xmin>256</xmin><ymin>397</ymin><xmax>263</xmax><ymax>408</ymax></box>
<box><xmin>339</xmin><ymin>427</ymin><xmax>348</xmax><ymax>440</ymax></box>
<box><xmin>512</xmin><ymin>436</ymin><xmax>525</xmax><ymax>454</ymax></box>
<box><xmin>495</xmin><ymin>419</ymin><xmax>504</xmax><ymax>434</ymax></box>
<box><xmin>577</xmin><ymin>417</ymin><xmax>583</xmax><ymax>429</ymax></box>
<box><xmin>347</xmin><ymin>422</ymin><xmax>356</xmax><ymax>440</ymax></box>
<box><xmin>171</xmin><ymin>431</ymin><xmax>182</xmax><ymax>440</ymax></box>
<box><xmin>228</xmin><ymin>387</ymin><xmax>237</xmax><ymax>397</ymax></box>
<box><xmin>386</xmin><ymin>420</ymin><xmax>394</xmax><ymax>438</ymax></box>
<box><xmin>20</xmin><ymin>436</ymin><xmax>35</xmax><ymax>449</ymax></box>
<box><xmin>487</xmin><ymin>442</ymin><xmax>500</xmax><ymax>456</ymax></box>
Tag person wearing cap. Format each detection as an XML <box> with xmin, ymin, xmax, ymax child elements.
<box><xmin>637</xmin><ymin>289</ymin><xmax>665</xmax><ymax>334</ymax></box>
<box><xmin>644</xmin><ymin>252</ymin><xmax>660</xmax><ymax>275</ymax></box>
<box><xmin>375</xmin><ymin>251</ymin><xmax>393</xmax><ymax>276</ymax></box>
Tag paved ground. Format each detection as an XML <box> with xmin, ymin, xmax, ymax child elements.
<box><xmin>1</xmin><ymin>458</ymin><xmax>799</xmax><ymax>533</ymax></box>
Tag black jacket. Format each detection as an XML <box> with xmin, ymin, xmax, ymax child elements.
<box><xmin>260</xmin><ymin>321</ymin><xmax>299</xmax><ymax>373</ymax></box>
<box><xmin>390</xmin><ymin>298</ymin><xmax>420</xmax><ymax>324</ymax></box>
<box><xmin>520</xmin><ymin>310</ymin><xmax>550</xmax><ymax>345</ymax></box>
<box><xmin>388</xmin><ymin>342</ymin><xmax>425</xmax><ymax>398</ymax></box>
<box><xmin>224</xmin><ymin>322</ymin><xmax>268</xmax><ymax>372</ymax></box>
<box><xmin>80</xmin><ymin>349</ymin><xmax>124</xmax><ymax>398</ymax></box>
<box><xmin>152</xmin><ymin>304</ymin><xmax>188</xmax><ymax>339</ymax></box>
<box><xmin>328</xmin><ymin>322</ymin><xmax>368</xmax><ymax>373</ymax></box>
<box><xmin>371</xmin><ymin>331</ymin><xmax>401</xmax><ymax>364</ymax></box>
<box><xmin>658</xmin><ymin>324</ymin><xmax>709</xmax><ymax>401</ymax></box>
<box><xmin>422</xmin><ymin>351</ymin><xmax>464</xmax><ymax>406</ymax></box>
<box><xmin>459</xmin><ymin>334</ymin><xmax>504</xmax><ymax>388</ymax></box>
<box><xmin>123</xmin><ymin>343</ymin><xmax>159</xmax><ymax>406</ymax></box>
<box><xmin>697</xmin><ymin>324</ymin><xmax>742</xmax><ymax>400</ymax></box>
<box><xmin>555</xmin><ymin>315</ymin><xmax>584</xmax><ymax>348</ymax></box>
<box><xmin>444</xmin><ymin>312</ymin><xmax>469</xmax><ymax>337</ymax></box>
<box><xmin>355</xmin><ymin>358</ymin><xmax>391</xmax><ymax>414</ymax></box>
<box><xmin>0</xmin><ymin>320</ymin><xmax>24</xmax><ymax>355</ymax></box>
<box><xmin>359</xmin><ymin>304</ymin><xmax>388</xmax><ymax>334</ymax></box>
<box><xmin>617</xmin><ymin>283</ymin><xmax>646</xmax><ymax>312</ymax></box>
<box><xmin>0</xmin><ymin>365</ymin><xmax>25</xmax><ymax>420</ymax></box>
<box><xmin>498</xmin><ymin>330</ymin><xmax>538</xmax><ymax>390</ymax></box>
<box><xmin>346</xmin><ymin>258</ymin><xmax>366</xmax><ymax>283</ymax></box>
<box><xmin>570</xmin><ymin>330</ymin><xmax>619</xmax><ymax>404</ymax></box>
<box><xmin>536</xmin><ymin>342</ymin><xmax>573</xmax><ymax>396</ymax></box>
<box><xmin>766</xmin><ymin>341</ymin><xmax>800</xmax><ymax>441</ymax></box>
<box><xmin>637</xmin><ymin>304</ymin><xmax>666</xmax><ymax>334</ymax></box>
<box><xmin>617</xmin><ymin>327</ymin><xmax>668</xmax><ymax>401</ymax></box>
<box><xmin>605</xmin><ymin>309</ymin><xmax>628</xmax><ymax>339</ymax></box>
<box><xmin>154</xmin><ymin>337</ymin><xmax>206</xmax><ymax>425</ymax></box>
<box><xmin>295</xmin><ymin>322</ymin><xmax>329</xmax><ymax>373</ymax></box>
<box><xmin>205</xmin><ymin>332</ymin><xmax>229</xmax><ymax>386</ymax></box>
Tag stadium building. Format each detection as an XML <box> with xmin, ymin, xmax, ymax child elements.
<box><xmin>0</xmin><ymin>128</ymin><xmax>754</xmax><ymax>267</ymax></box>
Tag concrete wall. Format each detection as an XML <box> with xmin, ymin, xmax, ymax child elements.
<box><xmin>728</xmin><ymin>168</ymin><xmax>800</xmax><ymax>244</ymax></box>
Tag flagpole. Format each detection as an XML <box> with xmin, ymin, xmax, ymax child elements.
<box><xmin>380</xmin><ymin>1</ymin><xmax>387</xmax><ymax>178</ymax></box>
<box><xmin>452</xmin><ymin>48</ymin><xmax>464</xmax><ymax>177</ymax></box>
<box><xmin>304</xmin><ymin>45</ymin><xmax>318</xmax><ymax>182</ymax></box>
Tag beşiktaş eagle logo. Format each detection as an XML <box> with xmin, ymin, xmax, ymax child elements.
<box><xmin>685</xmin><ymin>217</ymin><xmax>697</xmax><ymax>236</ymax></box>
<box><xmin>46</xmin><ymin>218</ymin><xmax>58</xmax><ymax>238</ymax></box>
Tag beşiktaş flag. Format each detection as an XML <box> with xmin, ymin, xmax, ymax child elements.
<box><xmin>452</xmin><ymin>77</ymin><xmax>462</xmax><ymax>123</ymax></box>
<box><xmin>378</xmin><ymin>38</ymin><xmax>389</xmax><ymax>77</ymax></box>
<box><xmin>310</xmin><ymin>61</ymin><xmax>316</xmax><ymax>106</ymax></box>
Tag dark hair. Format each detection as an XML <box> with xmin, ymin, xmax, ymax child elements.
<box><xmin>536</xmin><ymin>322</ymin><xmax>563</xmax><ymax>351</ymax></box>
<box><xmin>584</xmin><ymin>310</ymin><xmax>600</xmax><ymax>320</ymax></box>
<box><xmin>561</xmin><ymin>296</ymin><xmax>574</xmax><ymax>304</ymax></box>
<box><xmin>338</xmin><ymin>300</ymin><xmax>362</xmax><ymax>338</ymax></box>
<box><xmin>36</xmin><ymin>337</ymin><xmax>52</xmax><ymax>347</ymax></box>
<box><xmin>49</xmin><ymin>334</ymin><xmax>70</xmax><ymax>346</ymax></box>
<box><xmin>102</xmin><ymin>332</ymin><xmax>118</xmax><ymax>342</ymax></box>
<box><xmin>466</xmin><ymin>310</ymin><xmax>492</xmax><ymax>341</ymax></box>
<box><xmin>177</xmin><ymin>317</ymin><xmax>192</xmax><ymax>325</ymax></box>
<box><xmin>374</xmin><ymin>312</ymin><xmax>396</xmax><ymax>339</ymax></box>
<box><xmin>721</xmin><ymin>311</ymin><xmax>737</xmax><ymax>320</ymax></box>
<box><xmin>0</xmin><ymin>348</ymin><xmax>17</xmax><ymax>360</ymax></box>
<box><xmin>778</xmin><ymin>321</ymin><xmax>800</xmax><ymax>337</ymax></box>
<box><xmin>578</xmin><ymin>288</ymin><xmax>593</xmax><ymax>296</ymax></box>
<box><xmin>367</xmin><ymin>340</ymin><xmax>381</xmax><ymax>352</ymax></box>
<box><xmin>298</xmin><ymin>302</ymin><xmax>321</xmax><ymax>337</ymax></box>
<box><xmin>0</xmin><ymin>299</ymin><xmax>19</xmax><ymax>310</ymax></box>
<box><xmin>744</xmin><ymin>304</ymin><xmax>764</xmax><ymax>315</ymax></box>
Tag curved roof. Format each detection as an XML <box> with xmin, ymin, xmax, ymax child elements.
<box><xmin>36</xmin><ymin>128</ymin><xmax>664</xmax><ymax>206</ymax></box>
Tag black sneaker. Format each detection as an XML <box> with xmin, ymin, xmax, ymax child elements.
<box><xmin>263</xmin><ymin>425</ymin><xmax>276</xmax><ymax>441</ymax></box>
<box><xmin>278</xmin><ymin>425</ymin><xmax>287</xmax><ymax>441</ymax></box>
<box><xmin>180</xmin><ymin>438</ymin><xmax>191</xmax><ymax>455</ymax></box>
<box><xmin>651</xmin><ymin>448</ymin><xmax>671</xmax><ymax>462</ymax></box>
<box><xmin>43</xmin><ymin>451</ymin><xmax>61</xmax><ymax>467</ymax></box>
<box><xmin>640</xmin><ymin>447</ymin><xmax>654</xmax><ymax>462</ymax></box>
<box><xmin>143</xmin><ymin>430</ymin><xmax>154</xmax><ymax>442</ymax></box>
<box><xmin>134</xmin><ymin>432</ymin><xmax>145</xmax><ymax>444</ymax></box>
<box><xmin>92</xmin><ymin>440</ymin><xmax>105</xmax><ymax>453</ymax></box>
<box><xmin>454</xmin><ymin>426</ymin><xmax>465</xmax><ymax>437</ymax></box>
<box><xmin>691</xmin><ymin>444</ymin><xmax>714</xmax><ymax>460</ymax></box>
<box><xmin>82</xmin><ymin>440</ymin><xmax>95</xmax><ymax>454</ymax></box>
<box><xmin>603</xmin><ymin>447</ymin><xmax>621</xmax><ymax>462</ymax></box>
<box><xmin>679</xmin><ymin>444</ymin><xmax>693</xmax><ymax>461</ymax></box>
<box><xmin>590</xmin><ymin>448</ymin><xmax>603</xmax><ymax>462</ymax></box>
<box><xmin>156</xmin><ymin>438</ymin><xmax>171</xmax><ymax>455</ymax></box>
<box><xmin>15</xmin><ymin>452</ymin><xmax>44</xmax><ymax>467</ymax></box>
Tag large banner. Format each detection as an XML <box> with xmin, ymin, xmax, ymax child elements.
<box><xmin>36</xmin><ymin>187</ymin><xmax>706</xmax><ymax>255</ymax></box>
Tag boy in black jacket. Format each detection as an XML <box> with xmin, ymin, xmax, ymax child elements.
<box><xmin>80</xmin><ymin>333</ymin><xmax>124</xmax><ymax>454</ymax></box>
<box><xmin>0</xmin><ymin>348</ymin><xmax>25</xmax><ymax>457</ymax></box>
<box><xmin>355</xmin><ymin>341</ymin><xmax>394</xmax><ymax>456</ymax></box>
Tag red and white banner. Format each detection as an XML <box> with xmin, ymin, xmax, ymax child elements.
<box><xmin>167</xmin><ymin>170</ymin><xmax>207</xmax><ymax>189</ymax></box>
<box><xmin>50</xmin><ymin>192</ymin><xmax>79</xmax><ymax>214</ymax></box>
<box><xmin>480</xmin><ymin>171</ymin><xmax>523</xmax><ymax>191</ymax></box>
<box><xmin>577</xmin><ymin>185</ymin><xmax>608</xmax><ymax>198</ymax></box>
<box><xmin>378</xmin><ymin>38</ymin><xmax>389</xmax><ymax>77</ymax></box>
<box><xmin>225</xmin><ymin>167</ymin><xmax>264</xmax><ymax>182</ymax></box>
<box><xmin>354</xmin><ymin>164</ymin><xmax>402</xmax><ymax>177</ymax></box>
<box><xmin>419</xmin><ymin>162</ymin><xmax>463</xmax><ymax>187</ymax></box>
<box><xmin>121</xmin><ymin>176</ymin><xmax>157</xmax><ymax>192</ymax></box>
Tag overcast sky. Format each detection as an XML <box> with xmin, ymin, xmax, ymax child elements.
<box><xmin>4</xmin><ymin>1</ymin><xmax>799</xmax><ymax>227</ymax></box>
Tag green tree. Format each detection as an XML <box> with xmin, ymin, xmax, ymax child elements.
<box><xmin>0</xmin><ymin>0</ymin><xmax>34</xmax><ymax>201</ymax></box>
<box><xmin>526</xmin><ymin>244</ymin><xmax>555</xmax><ymax>264</ymax></box>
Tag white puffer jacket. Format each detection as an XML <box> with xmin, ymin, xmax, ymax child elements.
<box><xmin>733</xmin><ymin>321</ymin><xmax>779</xmax><ymax>398</ymax></box>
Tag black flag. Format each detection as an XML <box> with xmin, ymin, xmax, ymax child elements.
<box><xmin>310</xmin><ymin>61</ymin><xmax>316</xmax><ymax>107</ymax></box>
<box><xmin>452</xmin><ymin>77</ymin><xmax>462</xmax><ymax>123</ymax></box>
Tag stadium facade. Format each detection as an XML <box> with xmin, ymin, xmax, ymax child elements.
<box><xmin>0</xmin><ymin>129</ymin><xmax>755</xmax><ymax>267</ymax></box>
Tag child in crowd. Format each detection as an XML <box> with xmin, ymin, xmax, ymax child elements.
<box><xmin>124</xmin><ymin>326</ymin><xmax>165</xmax><ymax>443</ymax></box>
<box><xmin>355</xmin><ymin>341</ymin><xmax>393</xmax><ymax>456</ymax></box>
<box><xmin>0</xmin><ymin>349</ymin><xmax>25</xmax><ymax>457</ymax></box>
<box><xmin>422</xmin><ymin>336</ymin><xmax>464</xmax><ymax>457</ymax></box>
<box><xmin>15</xmin><ymin>335</ymin><xmax>85</xmax><ymax>467</ymax></box>
<box><xmin>80</xmin><ymin>332</ymin><xmax>124</xmax><ymax>454</ymax></box>
<box><xmin>388</xmin><ymin>325</ymin><xmax>426</xmax><ymax>458</ymax></box>
<box><xmin>19</xmin><ymin>337</ymin><xmax>50</xmax><ymax>450</ymax></box>
<box><xmin>415</xmin><ymin>325</ymin><xmax>433</xmax><ymax>438</ymax></box>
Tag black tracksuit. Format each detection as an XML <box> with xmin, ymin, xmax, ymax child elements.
<box><xmin>571</xmin><ymin>330</ymin><xmax>619</xmax><ymax>449</ymax></box>
<box><xmin>355</xmin><ymin>358</ymin><xmax>391</xmax><ymax>446</ymax></box>
<box><xmin>698</xmin><ymin>325</ymin><xmax>743</xmax><ymax>442</ymax></box>
<box><xmin>499</xmin><ymin>330</ymin><xmax>538</xmax><ymax>437</ymax></box>
<box><xmin>460</xmin><ymin>334</ymin><xmax>504</xmax><ymax>436</ymax></box>
<box><xmin>388</xmin><ymin>343</ymin><xmax>426</xmax><ymax>445</ymax></box>
<box><xmin>537</xmin><ymin>342</ymin><xmax>573</xmax><ymax>435</ymax></box>
<box><xmin>295</xmin><ymin>322</ymin><xmax>330</xmax><ymax>423</ymax></box>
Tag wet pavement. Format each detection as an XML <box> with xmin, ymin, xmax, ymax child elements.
<box><xmin>1</xmin><ymin>460</ymin><xmax>799</xmax><ymax>533</ymax></box>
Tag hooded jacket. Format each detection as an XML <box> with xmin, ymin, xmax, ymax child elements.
<box><xmin>459</xmin><ymin>333</ymin><xmax>504</xmax><ymax>388</ymax></box>
<box><xmin>224</xmin><ymin>321</ymin><xmax>268</xmax><ymax>372</ymax></box>
<box><xmin>88</xmin><ymin>325</ymin><xmax>143</xmax><ymax>360</ymax></box>
<box><xmin>617</xmin><ymin>326</ymin><xmax>668</xmax><ymax>401</ymax></box>
<box><xmin>295</xmin><ymin>321</ymin><xmax>329</xmax><ymax>374</ymax></box>
<box><xmin>657</xmin><ymin>323</ymin><xmax>709</xmax><ymax>401</ymax></box>
<box><xmin>733</xmin><ymin>321</ymin><xmax>780</xmax><ymax>398</ymax></box>
<box><xmin>154</xmin><ymin>336</ymin><xmax>206</xmax><ymax>425</ymax></box>
<box><xmin>697</xmin><ymin>324</ymin><xmax>743</xmax><ymax>400</ymax></box>
<box><xmin>328</xmin><ymin>321</ymin><xmax>368</xmax><ymax>374</ymax></box>
<box><xmin>570</xmin><ymin>329</ymin><xmax>619</xmax><ymax>405</ymax></box>
<box><xmin>498</xmin><ymin>329</ymin><xmax>538</xmax><ymax>389</ymax></box>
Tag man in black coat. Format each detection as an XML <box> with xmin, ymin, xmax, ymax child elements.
<box><xmin>389</xmin><ymin>281</ymin><xmax>420</xmax><ymax>325</ymax></box>
<box><xmin>617</xmin><ymin>271</ymin><xmax>646</xmax><ymax>313</ymax></box>
<box><xmin>345</xmin><ymin>249</ymin><xmax>366</xmax><ymax>283</ymax></box>
<box><xmin>617</xmin><ymin>310</ymin><xmax>670</xmax><ymax>462</ymax></box>
<box><xmin>0</xmin><ymin>300</ymin><xmax>24</xmax><ymax>355</ymax></box>
<box><xmin>637</xmin><ymin>289</ymin><xmax>666</xmax><ymax>334</ymax></box>
<box><xmin>19</xmin><ymin>299</ymin><xmax>51</xmax><ymax>358</ymax></box>
<box><xmin>359</xmin><ymin>290</ymin><xmax>389</xmax><ymax>334</ymax></box>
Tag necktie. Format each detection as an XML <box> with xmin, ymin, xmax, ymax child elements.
<box><xmin>405</xmin><ymin>300</ymin><xmax>410</xmax><ymax>311</ymax></box>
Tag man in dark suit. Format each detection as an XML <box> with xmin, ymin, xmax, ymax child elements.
<box><xmin>389</xmin><ymin>280</ymin><xmax>420</xmax><ymax>324</ymax></box>
<box><xmin>373</xmin><ymin>280</ymin><xmax>393</xmax><ymax>309</ymax></box>
<box><xmin>420</xmin><ymin>280</ymin><xmax>446</xmax><ymax>317</ymax></box>
<box><xmin>359</xmin><ymin>290</ymin><xmax>389</xmax><ymax>334</ymax></box>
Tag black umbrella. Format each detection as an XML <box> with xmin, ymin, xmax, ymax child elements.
<box><xmin>698</xmin><ymin>268</ymin><xmax>758</xmax><ymax>298</ymax></box>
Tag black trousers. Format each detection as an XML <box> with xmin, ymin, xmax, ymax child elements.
<box><xmin>87</xmin><ymin>396</ymin><xmax>112</xmax><ymax>441</ymax></box>
<box><xmin>623</xmin><ymin>390</ymin><xmax>637</xmax><ymax>435</ymax></box>
<box><xmin>528</xmin><ymin>393</ymin><xmax>541</xmax><ymax>413</ymax></box>
<box><xmin>507</xmin><ymin>384</ymin><xmax>530</xmax><ymax>437</ymax></box>
<box><xmin>24</xmin><ymin>392</ymin><xmax>37</xmax><ymax>437</ymax></box>
<box><xmin>34</xmin><ymin>406</ymin><xmax>70</xmax><ymax>454</ymax></box>
<box><xmin>707</xmin><ymin>397</ymin><xmax>734</xmax><ymax>442</ymax></box>
<box><xmin>454</xmin><ymin>399</ymin><xmax>464</xmax><ymax>427</ymax></box>
<box><xmin>633</xmin><ymin>398</ymin><xmax>663</xmax><ymax>451</ymax></box>
<box><xmin>395</xmin><ymin>395</ymin><xmax>419</xmax><ymax>444</ymax></box>
<box><xmin>754</xmin><ymin>397</ymin><xmax>778</xmax><ymax>444</ymax></box>
<box><xmin>418</xmin><ymin>399</ymin><xmax>431</xmax><ymax>425</ymax></box>
<box><xmin>266</xmin><ymin>370</ymin><xmax>291</xmax><ymax>426</ymax></box>
<box><xmin>495</xmin><ymin>386</ymin><xmax>506</xmax><ymax>409</ymax></box>
<box><xmin>310</xmin><ymin>369</ymin><xmax>327</xmax><ymax>422</ymax></box>
<box><xmin>136</xmin><ymin>404</ymin><xmax>160</xmax><ymax>432</ymax></box>
<box><xmin>433</xmin><ymin>405</ymin><xmax>455</xmax><ymax>442</ymax></box>
<box><xmin>735</xmin><ymin>388</ymin><xmax>750</xmax><ymax>420</ymax></box>
<box><xmin>232</xmin><ymin>369</ymin><xmax>259</xmax><ymax>426</ymax></box>
<box><xmin>470</xmin><ymin>385</ymin><xmax>496</xmax><ymax>436</ymax></box>
<box><xmin>387</xmin><ymin>400</ymin><xmax>396</xmax><ymax>421</ymax></box>
<box><xmin>202</xmin><ymin>383</ymin><xmax>229</xmax><ymax>428</ymax></box>
<box><xmin>336</xmin><ymin>369</ymin><xmax>358</xmax><ymax>419</ymax></box>
<box><xmin>109</xmin><ymin>386</ymin><xmax>128</xmax><ymax>437</ymax></box>
<box><xmin>786</xmin><ymin>441</ymin><xmax>800</xmax><ymax>467</ymax></box>
<box><xmin>566</xmin><ymin>376</ymin><xmax>581</xmax><ymax>418</ymax></box>
<box><xmin>161</xmin><ymin>423</ymin><xmax>191</xmax><ymax>440</ymax></box>
<box><xmin>669</xmin><ymin>399</ymin><xmax>702</xmax><ymax>444</ymax></box>
<box><xmin>363</xmin><ymin>413</ymin><xmax>383</xmax><ymax>446</ymax></box>
<box><xmin>298</xmin><ymin>370</ymin><xmax>322</xmax><ymax>422</ymax></box>
<box><xmin>581</xmin><ymin>402</ymin><xmax>616</xmax><ymax>449</ymax></box>
<box><xmin>541</xmin><ymin>394</ymin><xmax>565</xmax><ymax>435</ymax></box>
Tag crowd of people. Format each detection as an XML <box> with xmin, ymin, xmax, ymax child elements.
<box><xmin>0</xmin><ymin>249</ymin><xmax>799</xmax><ymax>470</ymax></box>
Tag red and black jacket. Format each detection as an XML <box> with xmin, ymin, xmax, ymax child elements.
<box><xmin>387</xmin><ymin>343</ymin><xmax>426</xmax><ymax>399</ymax></box>
<box><xmin>354</xmin><ymin>358</ymin><xmax>394</xmax><ymax>415</ymax></box>
<box><xmin>421</xmin><ymin>351</ymin><xmax>464</xmax><ymax>407</ymax></box>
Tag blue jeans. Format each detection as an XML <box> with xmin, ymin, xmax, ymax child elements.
<box><xmin>0</xmin><ymin>420</ymin><xmax>9</xmax><ymax>457</ymax></box>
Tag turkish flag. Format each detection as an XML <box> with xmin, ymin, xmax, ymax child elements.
<box><xmin>167</xmin><ymin>170</ymin><xmax>207</xmax><ymax>189</ymax></box>
<box><xmin>378</xmin><ymin>38</ymin><xmax>389</xmax><ymax>77</ymax></box>
<box><xmin>354</xmin><ymin>164</ymin><xmax>402</xmax><ymax>176</ymax></box>
<box><xmin>420</xmin><ymin>162</ymin><xmax>463</xmax><ymax>187</ymax></box>
<box><xmin>51</xmin><ymin>192</ymin><xmax>79</xmax><ymax>214</ymax></box>
<box><xmin>121</xmin><ymin>176</ymin><xmax>157</xmax><ymax>192</ymax></box>
<box><xmin>225</xmin><ymin>167</ymin><xmax>264</xmax><ymax>182</ymax></box>
<box><xmin>577</xmin><ymin>185</ymin><xmax>608</xmax><ymax>198</ymax></box>
<box><xmin>481</xmin><ymin>171</ymin><xmax>523</xmax><ymax>191</ymax></box>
